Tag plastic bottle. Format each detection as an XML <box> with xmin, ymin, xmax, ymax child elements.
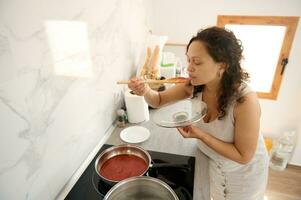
<box><xmin>269</xmin><ymin>131</ymin><xmax>296</xmax><ymax>171</ymax></box>
<box><xmin>175</xmin><ymin>57</ymin><xmax>183</xmax><ymax>77</ymax></box>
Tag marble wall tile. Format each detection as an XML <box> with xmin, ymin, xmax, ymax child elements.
<box><xmin>0</xmin><ymin>0</ymin><xmax>149</xmax><ymax>199</ymax></box>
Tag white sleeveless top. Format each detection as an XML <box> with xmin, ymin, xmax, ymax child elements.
<box><xmin>196</xmin><ymin>84</ymin><xmax>269</xmax><ymax>200</ymax></box>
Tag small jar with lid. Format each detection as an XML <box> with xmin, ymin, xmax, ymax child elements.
<box><xmin>116</xmin><ymin>109</ymin><xmax>126</xmax><ymax>127</ymax></box>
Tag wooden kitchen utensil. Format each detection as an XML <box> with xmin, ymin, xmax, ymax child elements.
<box><xmin>117</xmin><ymin>77</ymin><xmax>190</xmax><ymax>85</ymax></box>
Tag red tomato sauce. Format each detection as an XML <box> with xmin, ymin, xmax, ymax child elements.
<box><xmin>99</xmin><ymin>154</ymin><xmax>148</xmax><ymax>181</ymax></box>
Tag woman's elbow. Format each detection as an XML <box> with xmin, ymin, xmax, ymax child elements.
<box><xmin>237</xmin><ymin>154</ymin><xmax>254</xmax><ymax>164</ymax></box>
<box><xmin>237</xmin><ymin>158</ymin><xmax>251</xmax><ymax>165</ymax></box>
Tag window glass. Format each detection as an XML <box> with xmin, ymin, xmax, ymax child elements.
<box><xmin>226</xmin><ymin>25</ymin><xmax>286</xmax><ymax>92</ymax></box>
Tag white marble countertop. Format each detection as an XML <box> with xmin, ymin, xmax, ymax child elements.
<box><xmin>105</xmin><ymin>112</ymin><xmax>210</xmax><ymax>200</ymax></box>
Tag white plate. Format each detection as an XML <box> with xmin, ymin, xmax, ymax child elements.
<box><xmin>120</xmin><ymin>126</ymin><xmax>151</xmax><ymax>143</ymax></box>
<box><xmin>152</xmin><ymin>99</ymin><xmax>207</xmax><ymax>128</ymax></box>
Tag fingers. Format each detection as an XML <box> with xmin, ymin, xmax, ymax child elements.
<box><xmin>177</xmin><ymin>127</ymin><xmax>190</xmax><ymax>138</ymax></box>
<box><xmin>128</xmin><ymin>77</ymin><xmax>150</xmax><ymax>96</ymax></box>
<box><xmin>177</xmin><ymin>127</ymin><xmax>183</xmax><ymax>134</ymax></box>
<box><xmin>177</xmin><ymin>125</ymin><xmax>197</xmax><ymax>138</ymax></box>
<box><xmin>178</xmin><ymin>126</ymin><xmax>190</xmax><ymax>132</ymax></box>
<box><xmin>128</xmin><ymin>77</ymin><xmax>142</xmax><ymax>94</ymax></box>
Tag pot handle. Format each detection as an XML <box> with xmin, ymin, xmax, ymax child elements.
<box><xmin>91</xmin><ymin>171</ymin><xmax>105</xmax><ymax>197</ymax></box>
<box><xmin>150</xmin><ymin>163</ymin><xmax>190</xmax><ymax>172</ymax></box>
<box><xmin>177</xmin><ymin>186</ymin><xmax>193</xmax><ymax>199</ymax></box>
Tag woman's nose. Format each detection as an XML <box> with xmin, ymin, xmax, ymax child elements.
<box><xmin>187</xmin><ymin>64</ymin><xmax>195</xmax><ymax>72</ymax></box>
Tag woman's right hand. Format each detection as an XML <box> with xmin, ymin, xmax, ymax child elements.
<box><xmin>128</xmin><ymin>77</ymin><xmax>151</xmax><ymax>96</ymax></box>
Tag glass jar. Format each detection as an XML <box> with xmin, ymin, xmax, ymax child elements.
<box><xmin>269</xmin><ymin>131</ymin><xmax>296</xmax><ymax>171</ymax></box>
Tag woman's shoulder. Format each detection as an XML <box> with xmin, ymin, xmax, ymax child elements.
<box><xmin>234</xmin><ymin>83</ymin><xmax>260</xmax><ymax>117</ymax></box>
<box><xmin>238</xmin><ymin>82</ymin><xmax>254</xmax><ymax>97</ymax></box>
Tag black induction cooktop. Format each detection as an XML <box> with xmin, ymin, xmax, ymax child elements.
<box><xmin>65</xmin><ymin>144</ymin><xmax>195</xmax><ymax>200</ymax></box>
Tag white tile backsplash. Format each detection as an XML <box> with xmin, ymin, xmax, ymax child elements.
<box><xmin>0</xmin><ymin>0</ymin><xmax>149</xmax><ymax>199</ymax></box>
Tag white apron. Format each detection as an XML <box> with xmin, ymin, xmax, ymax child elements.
<box><xmin>196</xmin><ymin>84</ymin><xmax>269</xmax><ymax>200</ymax></box>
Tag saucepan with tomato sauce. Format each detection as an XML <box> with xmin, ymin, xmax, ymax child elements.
<box><xmin>95</xmin><ymin>144</ymin><xmax>152</xmax><ymax>185</ymax></box>
<box><xmin>95</xmin><ymin>144</ymin><xmax>188</xmax><ymax>186</ymax></box>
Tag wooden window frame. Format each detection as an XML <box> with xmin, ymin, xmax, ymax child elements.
<box><xmin>217</xmin><ymin>15</ymin><xmax>299</xmax><ymax>100</ymax></box>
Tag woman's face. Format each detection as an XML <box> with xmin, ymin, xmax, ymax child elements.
<box><xmin>186</xmin><ymin>41</ymin><xmax>224</xmax><ymax>86</ymax></box>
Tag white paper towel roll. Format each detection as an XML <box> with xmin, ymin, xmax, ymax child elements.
<box><xmin>124</xmin><ymin>90</ymin><xmax>149</xmax><ymax>123</ymax></box>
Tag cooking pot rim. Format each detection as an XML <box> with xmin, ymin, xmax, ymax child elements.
<box><xmin>103</xmin><ymin>176</ymin><xmax>179</xmax><ymax>200</ymax></box>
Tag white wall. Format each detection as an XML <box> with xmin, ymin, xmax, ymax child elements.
<box><xmin>151</xmin><ymin>0</ymin><xmax>301</xmax><ymax>165</ymax></box>
<box><xmin>0</xmin><ymin>0</ymin><xmax>149</xmax><ymax>199</ymax></box>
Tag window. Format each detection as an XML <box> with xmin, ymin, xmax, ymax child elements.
<box><xmin>217</xmin><ymin>15</ymin><xmax>299</xmax><ymax>100</ymax></box>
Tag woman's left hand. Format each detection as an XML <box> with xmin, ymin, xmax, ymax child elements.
<box><xmin>177</xmin><ymin>125</ymin><xmax>202</xmax><ymax>138</ymax></box>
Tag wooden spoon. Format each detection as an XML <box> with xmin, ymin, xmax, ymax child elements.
<box><xmin>117</xmin><ymin>77</ymin><xmax>190</xmax><ymax>84</ymax></box>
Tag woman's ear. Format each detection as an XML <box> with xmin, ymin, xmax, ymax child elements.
<box><xmin>218</xmin><ymin>62</ymin><xmax>227</xmax><ymax>77</ymax></box>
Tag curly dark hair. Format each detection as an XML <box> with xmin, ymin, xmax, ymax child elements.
<box><xmin>187</xmin><ymin>26</ymin><xmax>249</xmax><ymax>120</ymax></box>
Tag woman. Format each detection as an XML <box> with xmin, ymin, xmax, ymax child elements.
<box><xmin>129</xmin><ymin>26</ymin><xmax>269</xmax><ymax>200</ymax></box>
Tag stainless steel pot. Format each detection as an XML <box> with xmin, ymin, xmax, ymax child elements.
<box><xmin>95</xmin><ymin>144</ymin><xmax>151</xmax><ymax>185</ymax></box>
<box><xmin>103</xmin><ymin>176</ymin><xmax>179</xmax><ymax>200</ymax></box>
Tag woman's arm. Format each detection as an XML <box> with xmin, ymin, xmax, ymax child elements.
<box><xmin>178</xmin><ymin>92</ymin><xmax>261</xmax><ymax>164</ymax></box>
<box><xmin>128</xmin><ymin>77</ymin><xmax>193</xmax><ymax>108</ymax></box>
